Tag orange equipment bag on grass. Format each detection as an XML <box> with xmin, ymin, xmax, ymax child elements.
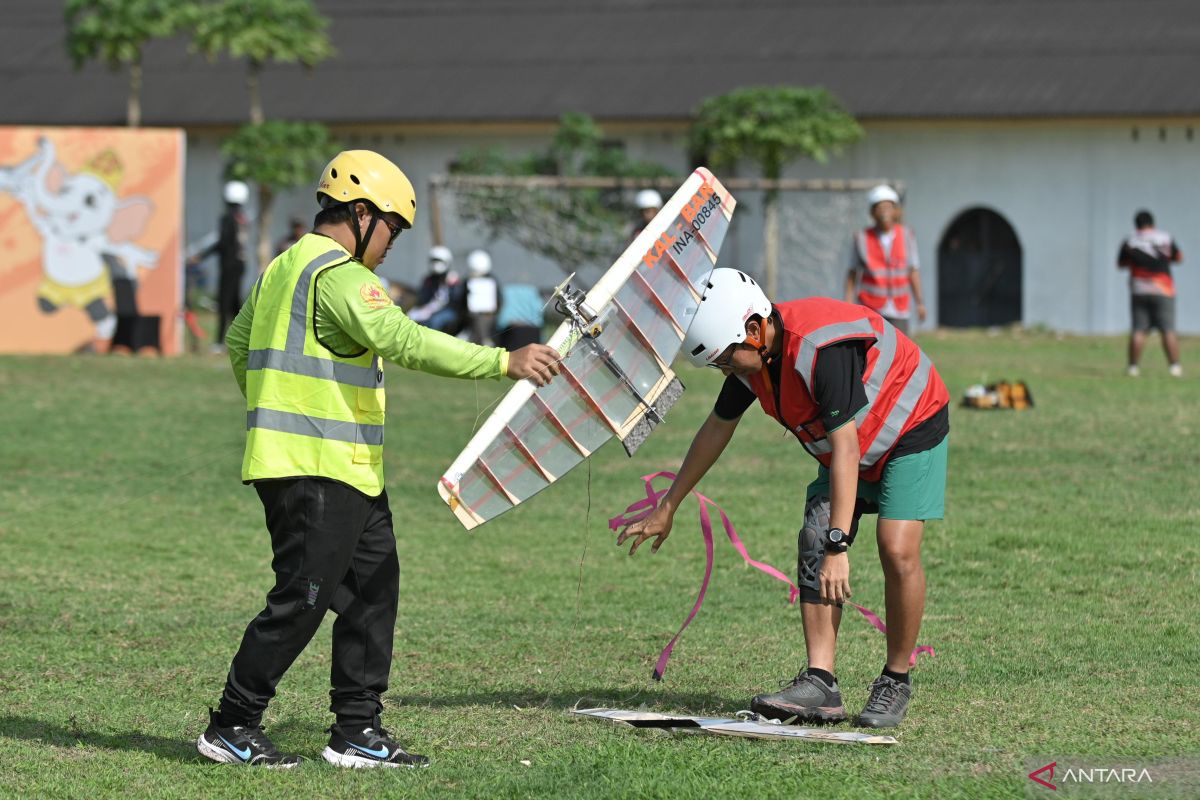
<box><xmin>961</xmin><ymin>380</ymin><xmax>1034</xmax><ymax>410</ymax></box>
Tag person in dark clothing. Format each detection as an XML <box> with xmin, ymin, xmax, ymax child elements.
<box><xmin>274</xmin><ymin>217</ymin><xmax>307</xmax><ymax>256</ymax></box>
<box><xmin>409</xmin><ymin>245</ymin><xmax>460</xmax><ymax>331</ymax></box>
<box><xmin>629</xmin><ymin>188</ymin><xmax>662</xmax><ymax>242</ymax></box>
<box><xmin>189</xmin><ymin>180</ymin><xmax>250</xmax><ymax>349</ymax></box>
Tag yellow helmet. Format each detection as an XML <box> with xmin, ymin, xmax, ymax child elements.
<box><xmin>316</xmin><ymin>150</ymin><xmax>417</xmax><ymax>228</ymax></box>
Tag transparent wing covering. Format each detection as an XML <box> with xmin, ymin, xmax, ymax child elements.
<box><xmin>441</xmin><ymin>172</ymin><xmax>735</xmax><ymax>528</ymax></box>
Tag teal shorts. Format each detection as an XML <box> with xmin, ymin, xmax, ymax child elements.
<box><xmin>807</xmin><ymin>435</ymin><xmax>948</xmax><ymax>521</ymax></box>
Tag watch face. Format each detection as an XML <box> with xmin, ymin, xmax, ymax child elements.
<box><xmin>829</xmin><ymin>529</ymin><xmax>844</xmax><ymax>543</ymax></box>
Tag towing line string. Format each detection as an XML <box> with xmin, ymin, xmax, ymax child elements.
<box><xmin>608</xmin><ymin>470</ymin><xmax>936</xmax><ymax>681</ymax></box>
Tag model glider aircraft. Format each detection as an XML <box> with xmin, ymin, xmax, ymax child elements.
<box><xmin>439</xmin><ymin>168</ymin><xmax>735</xmax><ymax>529</ymax></box>
<box><xmin>571</xmin><ymin>708</ymin><xmax>898</xmax><ymax>746</ymax></box>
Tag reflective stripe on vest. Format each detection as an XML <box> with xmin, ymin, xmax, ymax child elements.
<box><xmin>242</xmin><ymin>237</ymin><xmax>387</xmax><ymax>495</ymax></box>
<box><xmin>862</xmin><ymin>348</ymin><xmax>935</xmax><ymax>465</ymax></box>
<box><xmin>856</xmin><ymin>226</ymin><xmax>911</xmax><ymax>314</ymax></box>
<box><xmin>749</xmin><ymin>299</ymin><xmax>947</xmax><ymax>480</ymax></box>
<box><xmin>794</xmin><ymin>319</ymin><xmax>902</xmax><ymax>462</ymax></box>
<box><xmin>247</xmin><ymin>407</ymin><xmax>385</xmax><ymax>445</ymax></box>
<box><xmin>246</xmin><ymin>249</ymin><xmax>383</xmax><ymax>386</ymax></box>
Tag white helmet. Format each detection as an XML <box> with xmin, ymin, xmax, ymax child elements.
<box><xmin>429</xmin><ymin>245</ymin><xmax>452</xmax><ymax>274</ymax></box>
<box><xmin>867</xmin><ymin>184</ymin><xmax>900</xmax><ymax>209</ymax></box>
<box><xmin>224</xmin><ymin>180</ymin><xmax>250</xmax><ymax>205</ymax></box>
<box><xmin>467</xmin><ymin>249</ymin><xmax>492</xmax><ymax>275</ymax></box>
<box><xmin>682</xmin><ymin>268</ymin><xmax>772</xmax><ymax>368</ymax></box>
<box><xmin>635</xmin><ymin>189</ymin><xmax>663</xmax><ymax>210</ymax></box>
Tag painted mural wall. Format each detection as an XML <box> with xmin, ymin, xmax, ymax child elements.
<box><xmin>0</xmin><ymin>126</ymin><xmax>184</xmax><ymax>354</ymax></box>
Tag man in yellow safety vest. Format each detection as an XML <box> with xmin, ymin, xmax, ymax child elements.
<box><xmin>196</xmin><ymin>150</ymin><xmax>560</xmax><ymax>769</ymax></box>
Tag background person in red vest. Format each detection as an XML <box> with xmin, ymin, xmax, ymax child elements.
<box><xmin>617</xmin><ymin>268</ymin><xmax>949</xmax><ymax>728</ymax></box>
<box><xmin>844</xmin><ymin>185</ymin><xmax>927</xmax><ymax>335</ymax></box>
<box><xmin>1118</xmin><ymin>209</ymin><xmax>1184</xmax><ymax>377</ymax></box>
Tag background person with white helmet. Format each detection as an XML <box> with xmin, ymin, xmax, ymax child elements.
<box><xmin>616</xmin><ymin>268</ymin><xmax>949</xmax><ymax>730</ymax></box>
<box><xmin>198</xmin><ymin>151</ymin><xmax>560</xmax><ymax>770</ymax></box>
<box><xmin>189</xmin><ymin>179</ymin><xmax>250</xmax><ymax>349</ymax></box>
<box><xmin>630</xmin><ymin>188</ymin><xmax>663</xmax><ymax>241</ymax></box>
<box><xmin>409</xmin><ymin>244</ymin><xmax>459</xmax><ymax>331</ymax></box>
<box><xmin>845</xmin><ymin>185</ymin><xmax>926</xmax><ymax>335</ymax></box>
<box><xmin>464</xmin><ymin>248</ymin><xmax>502</xmax><ymax>345</ymax></box>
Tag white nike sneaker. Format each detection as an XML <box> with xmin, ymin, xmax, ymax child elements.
<box><xmin>323</xmin><ymin>723</ymin><xmax>429</xmax><ymax>768</ymax></box>
<box><xmin>196</xmin><ymin>708</ymin><xmax>302</xmax><ymax>768</ymax></box>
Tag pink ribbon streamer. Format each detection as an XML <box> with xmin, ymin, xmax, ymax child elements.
<box><xmin>608</xmin><ymin>471</ymin><xmax>935</xmax><ymax>680</ymax></box>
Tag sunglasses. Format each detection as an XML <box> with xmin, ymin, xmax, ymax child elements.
<box><xmin>708</xmin><ymin>345</ymin><xmax>738</xmax><ymax>370</ymax></box>
<box><xmin>378</xmin><ymin>214</ymin><xmax>406</xmax><ymax>242</ymax></box>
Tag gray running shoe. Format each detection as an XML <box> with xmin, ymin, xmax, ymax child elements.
<box><xmin>855</xmin><ymin>675</ymin><xmax>913</xmax><ymax>728</ymax></box>
<box><xmin>750</xmin><ymin>672</ymin><xmax>847</xmax><ymax>724</ymax></box>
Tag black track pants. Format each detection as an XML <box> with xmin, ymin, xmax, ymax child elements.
<box><xmin>219</xmin><ymin>478</ymin><xmax>398</xmax><ymax>728</ymax></box>
<box><xmin>215</xmin><ymin>266</ymin><xmax>243</xmax><ymax>344</ymax></box>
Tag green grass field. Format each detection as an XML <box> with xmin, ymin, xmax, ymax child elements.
<box><xmin>1</xmin><ymin>330</ymin><xmax>1197</xmax><ymax>798</ymax></box>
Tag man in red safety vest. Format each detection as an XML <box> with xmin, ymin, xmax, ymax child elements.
<box><xmin>845</xmin><ymin>185</ymin><xmax>926</xmax><ymax>336</ymax></box>
<box><xmin>617</xmin><ymin>268</ymin><xmax>949</xmax><ymax>728</ymax></box>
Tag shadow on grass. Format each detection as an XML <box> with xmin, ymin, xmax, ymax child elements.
<box><xmin>398</xmin><ymin>688</ymin><xmax>744</xmax><ymax>715</ymax></box>
<box><xmin>0</xmin><ymin>716</ymin><xmax>199</xmax><ymax>763</ymax></box>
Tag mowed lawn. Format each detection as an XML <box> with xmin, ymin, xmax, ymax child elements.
<box><xmin>0</xmin><ymin>330</ymin><xmax>1196</xmax><ymax>799</ymax></box>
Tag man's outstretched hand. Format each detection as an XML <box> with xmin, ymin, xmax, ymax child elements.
<box><xmin>616</xmin><ymin>505</ymin><xmax>675</xmax><ymax>556</ymax></box>
<box><xmin>507</xmin><ymin>343</ymin><xmax>561</xmax><ymax>387</ymax></box>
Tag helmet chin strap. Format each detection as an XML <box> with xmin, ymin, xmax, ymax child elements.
<box><xmin>744</xmin><ymin>315</ymin><xmax>773</xmax><ymax>363</ymax></box>
<box><xmin>347</xmin><ymin>203</ymin><xmax>381</xmax><ymax>262</ymax></box>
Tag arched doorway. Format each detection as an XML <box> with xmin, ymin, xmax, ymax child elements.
<box><xmin>937</xmin><ymin>208</ymin><xmax>1022</xmax><ymax>327</ymax></box>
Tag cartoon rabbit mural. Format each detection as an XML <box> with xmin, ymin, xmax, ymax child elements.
<box><xmin>0</xmin><ymin>136</ymin><xmax>157</xmax><ymax>343</ymax></box>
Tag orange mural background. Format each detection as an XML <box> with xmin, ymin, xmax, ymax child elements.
<box><xmin>0</xmin><ymin>126</ymin><xmax>184</xmax><ymax>355</ymax></box>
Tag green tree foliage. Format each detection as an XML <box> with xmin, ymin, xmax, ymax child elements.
<box><xmin>64</xmin><ymin>0</ymin><xmax>186</xmax><ymax>127</ymax></box>
<box><xmin>691</xmin><ymin>87</ymin><xmax>864</xmax><ymax>179</ymax></box>
<box><xmin>690</xmin><ymin>87</ymin><xmax>864</xmax><ymax>296</ymax></box>
<box><xmin>223</xmin><ymin>121</ymin><xmax>335</xmax><ymax>268</ymax></box>
<box><xmin>190</xmin><ymin>0</ymin><xmax>335</xmax><ymax>124</ymax></box>
<box><xmin>450</xmin><ymin>113</ymin><xmax>673</xmax><ymax>273</ymax></box>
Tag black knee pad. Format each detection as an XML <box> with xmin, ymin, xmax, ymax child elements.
<box><xmin>797</xmin><ymin>496</ymin><xmax>866</xmax><ymax>605</ymax></box>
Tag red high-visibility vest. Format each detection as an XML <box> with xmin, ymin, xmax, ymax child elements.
<box><xmin>746</xmin><ymin>299</ymin><xmax>948</xmax><ymax>482</ymax></box>
<box><xmin>855</xmin><ymin>224</ymin><xmax>913</xmax><ymax>315</ymax></box>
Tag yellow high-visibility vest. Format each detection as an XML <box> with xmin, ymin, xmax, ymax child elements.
<box><xmin>242</xmin><ymin>237</ymin><xmax>387</xmax><ymax>496</ymax></box>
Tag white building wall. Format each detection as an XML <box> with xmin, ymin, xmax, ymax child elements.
<box><xmin>183</xmin><ymin>118</ymin><xmax>1200</xmax><ymax>334</ymax></box>
<box><xmin>783</xmin><ymin>119</ymin><xmax>1200</xmax><ymax>334</ymax></box>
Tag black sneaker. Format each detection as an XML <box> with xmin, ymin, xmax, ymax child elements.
<box><xmin>322</xmin><ymin>723</ymin><xmax>430</xmax><ymax>769</ymax></box>
<box><xmin>750</xmin><ymin>672</ymin><xmax>847</xmax><ymax>724</ymax></box>
<box><xmin>196</xmin><ymin>708</ymin><xmax>303</xmax><ymax>768</ymax></box>
<box><xmin>855</xmin><ymin>675</ymin><xmax>913</xmax><ymax>728</ymax></box>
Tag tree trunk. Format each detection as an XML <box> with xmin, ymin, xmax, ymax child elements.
<box><xmin>247</xmin><ymin>61</ymin><xmax>264</xmax><ymax>125</ymax></box>
<box><xmin>427</xmin><ymin>178</ymin><xmax>444</xmax><ymax>245</ymax></box>
<box><xmin>763</xmin><ymin>189</ymin><xmax>780</xmax><ymax>299</ymax></box>
<box><xmin>127</xmin><ymin>61</ymin><xmax>142</xmax><ymax>128</ymax></box>
<box><xmin>256</xmin><ymin>183</ymin><xmax>273</xmax><ymax>272</ymax></box>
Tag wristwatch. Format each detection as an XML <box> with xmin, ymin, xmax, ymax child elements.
<box><xmin>824</xmin><ymin>527</ymin><xmax>849</xmax><ymax>554</ymax></box>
